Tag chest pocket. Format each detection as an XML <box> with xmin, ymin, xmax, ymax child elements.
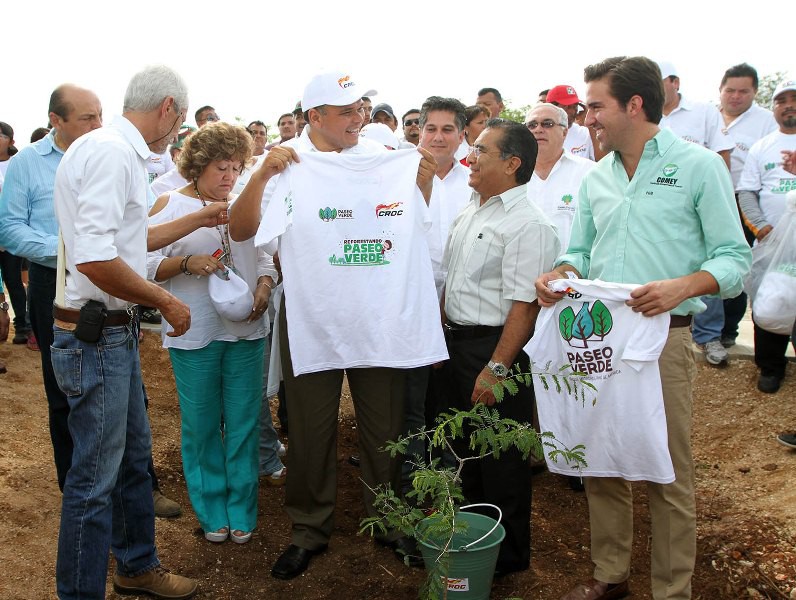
<box><xmin>633</xmin><ymin>188</ymin><xmax>687</xmax><ymax>243</ymax></box>
<box><xmin>464</xmin><ymin>230</ymin><xmax>503</xmax><ymax>281</ymax></box>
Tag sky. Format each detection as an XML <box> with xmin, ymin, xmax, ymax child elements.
<box><xmin>2</xmin><ymin>0</ymin><xmax>790</xmax><ymax>149</ymax></box>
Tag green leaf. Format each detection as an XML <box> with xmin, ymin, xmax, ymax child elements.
<box><xmin>591</xmin><ymin>300</ymin><xmax>613</xmax><ymax>339</ymax></box>
<box><xmin>559</xmin><ymin>306</ymin><xmax>576</xmax><ymax>339</ymax></box>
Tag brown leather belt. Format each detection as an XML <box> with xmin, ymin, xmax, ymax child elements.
<box><xmin>53</xmin><ymin>305</ymin><xmax>135</xmax><ymax>327</ymax></box>
<box><xmin>669</xmin><ymin>315</ymin><xmax>692</xmax><ymax>329</ymax></box>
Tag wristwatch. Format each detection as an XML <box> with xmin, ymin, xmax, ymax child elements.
<box><xmin>0</xmin><ymin>301</ymin><xmax>8</xmax><ymax>312</ymax></box>
<box><xmin>487</xmin><ymin>360</ymin><xmax>508</xmax><ymax>378</ymax></box>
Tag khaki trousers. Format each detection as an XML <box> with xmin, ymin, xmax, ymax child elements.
<box><xmin>279</xmin><ymin>301</ymin><xmax>405</xmax><ymax>550</ymax></box>
<box><xmin>584</xmin><ymin>327</ymin><xmax>697</xmax><ymax>600</ymax></box>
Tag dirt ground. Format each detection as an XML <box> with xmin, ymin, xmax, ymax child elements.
<box><xmin>1</xmin><ymin>329</ymin><xmax>795</xmax><ymax>600</ymax></box>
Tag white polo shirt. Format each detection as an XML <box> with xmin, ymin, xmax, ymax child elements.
<box><xmin>721</xmin><ymin>103</ymin><xmax>778</xmax><ymax>188</ymax></box>
<box><xmin>54</xmin><ymin>115</ymin><xmax>150</xmax><ymax>310</ymax></box>
<box><xmin>426</xmin><ymin>160</ymin><xmax>471</xmax><ymax>297</ymax></box>
<box><xmin>444</xmin><ymin>184</ymin><xmax>560</xmax><ymax>326</ymax></box>
<box><xmin>737</xmin><ymin>130</ymin><xmax>796</xmax><ymax>226</ymax></box>
<box><xmin>564</xmin><ymin>123</ymin><xmax>595</xmax><ymax>160</ymax></box>
<box><xmin>527</xmin><ymin>152</ymin><xmax>594</xmax><ymax>252</ymax></box>
<box><xmin>660</xmin><ymin>95</ymin><xmax>733</xmax><ymax>153</ymax></box>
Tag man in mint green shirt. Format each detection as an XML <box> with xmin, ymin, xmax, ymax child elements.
<box><xmin>536</xmin><ymin>56</ymin><xmax>751</xmax><ymax>600</ymax></box>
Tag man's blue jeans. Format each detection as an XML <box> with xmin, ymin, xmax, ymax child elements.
<box><xmin>51</xmin><ymin>325</ymin><xmax>158</xmax><ymax>600</ymax></box>
<box><xmin>692</xmin><ymin>296</ymin><xmax>724</xmax><ymax>345</ymax></box>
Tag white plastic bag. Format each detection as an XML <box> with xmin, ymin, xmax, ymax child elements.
<box><xmin>744</xmin><ymin>191</ymin><xmax>796</xmax><ymax>335</ymax></box>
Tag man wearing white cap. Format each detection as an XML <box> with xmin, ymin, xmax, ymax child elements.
<box><xmin>230</xmin><ymin>69</ymin><xmax>437</xmax><ymax>580</ymax></box>
<box><xmin>737</xmin><ymin>79</ymin><xmax>796</xmax><ymax>393</ymax></box>
<box><xmin>656</xmin><ymin>60</ymin><xmax>737</xmax><ymax>368</ymax></box>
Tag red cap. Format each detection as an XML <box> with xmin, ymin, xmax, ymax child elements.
<box><xmin>546</xmin><ymin>85</ymin><xmax>581</xmax><ymax>106</ymax></box>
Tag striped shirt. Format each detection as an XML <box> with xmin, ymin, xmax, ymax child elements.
<box><xmin>444</xmin><ymin>184</ymin><xmax>560</xmax><ymax>326</ymax></box>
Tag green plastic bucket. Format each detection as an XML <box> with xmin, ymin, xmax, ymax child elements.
<box><xmin>416</xmin><ymin>503</ymin><xmax>505</xmax><ymax>600</ymax></box>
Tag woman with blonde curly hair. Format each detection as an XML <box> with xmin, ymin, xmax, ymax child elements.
<box><xmin>146</xmin><ymin>122</ymin><xmax>279</xmax><ymax>544</ymax></box>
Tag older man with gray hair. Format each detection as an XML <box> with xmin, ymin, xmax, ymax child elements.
<box><xmin>525</xmin><ymin>103</ymin><xmax>594</xmax><ymax>252</ymax></box>
<box><xmin>52</xmin><ymin>65</ymin><xmax>200</xmax><ymax>600</ymax></box>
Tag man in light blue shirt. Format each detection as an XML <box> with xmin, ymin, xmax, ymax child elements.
<box><xmin>0</xmin><ymin>84</ymin><xmax>101</xmax><ymax>492</ymax></box>
<box><xmin>536</xmin><ymin>56</ymin><xmax>751</xmax><ymax>600</ymax></box>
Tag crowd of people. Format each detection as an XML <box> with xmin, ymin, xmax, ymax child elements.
<box><xmin>0</xmin><ymin>56</ymin><xmax>793</xmax><ymax>600</ymax></box>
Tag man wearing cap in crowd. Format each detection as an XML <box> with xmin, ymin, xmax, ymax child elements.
<box><xmin>371</xmin><ymin>102</ymin><xmax>398</xmax><ymax>130</ymax></box>
<box><xmin>658</xmin><ymin>61</ymin><xmax>733</xmax><ymax>168</ymax></box>
<box><xmin>292</xmin><ymin>101</ymin><xmax>307</xmax><ymax>136</ymax></box>
<box><xmin>230</xmin><ymin>69</ymin><xmax>438</xmax><ymax>580</ymax></box>
<box><xmin>737</xmin><ymin>79</ymin><xmax>796</xmax><ymax>394</ymax></box>
<box><xmin>546</xmin><ymin>84</ymin><xmax>597</xmax><ymax>160</ymax></box>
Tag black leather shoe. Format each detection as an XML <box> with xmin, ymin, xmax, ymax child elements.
<box><xmin>758</xmin><ymin>374</ymin><xmax>783</xmax><ymax>394</ymax></box>
<box><xmin>271</xmin><ymin>544</ymin><xmax>327</xmax><ymax>580</ymax></box>
<box><xmin>378</xmin><ymin>536</ymin><xmax>424</xmax><ymax>568</ymax></box>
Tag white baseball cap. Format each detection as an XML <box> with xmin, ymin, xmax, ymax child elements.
<box><xmin>656</xmin><ymin>61</ymin><xmax>678</xmax><ymax>79</ymax></box>
<box><xmin>359</xmin><ymin>123</ymin><xmax>400</xmax><ymax>150</ymax></box>
<box><xmin>773</xmin><ymin>80</ymin><xmax>796</xmax><ymax>103</ymax></box>
<box><xmin>301</xmin><ymin>70</ymin><xmax>377</xmax><ymax>111</ymax></box>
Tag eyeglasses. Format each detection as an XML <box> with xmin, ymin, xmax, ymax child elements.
<box><xmin>468</xmin><ymin>145</ymin><xmax>497</xmax><ymax>159</ymax></box>
<box><xmin>404</xmin><ymin>118</ymin><xmax>420</xmax><ymax>127</ymax></box>
<box><xmin>526</xmin><ymin>119</ymin><xmax>563</xmax><ymax>130</ymax></box>
<box><xmin>204</xmin><ymin>115</ymin><xmax>219</xmax><ymax>122</ymax></box>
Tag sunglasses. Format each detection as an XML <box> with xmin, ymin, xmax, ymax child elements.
<box><xmin>526</xmin><ymin>119</ymin><xmax>563</xmax><ymax>130</ymax></box>
<box><xmin>404</xmin><ymin>118</ymin><xmax>420</xmax><ymax>127</ymax></box>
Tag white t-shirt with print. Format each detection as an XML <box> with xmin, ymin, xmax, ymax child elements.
<box><xmin>564</xmin><ymin>123</ymin><xmax>594</xmax><ymax>160</ymax></box>
<box><xmin>527</xmin><ymin>152</ymin><xmax>594</xmax><ymax>252</ymax></box>
<box><xmin>737</xmin><ymin>130</ymin><xmax>796</xmax><ymax>226</ymax></box>
<box><xmin>256</xmin><ymin>149</ymin><xmax>448</xmax><ymax>375</ymax></box>
<box><xmin>660</xmin><ymin>96</ymin><xmax>734</xmax><ymax>153</ymax></box>
<box><xmin>146</xmin><ymin>150</ymin><xmax>175</xmax><ymax>183</ymax></box>
<box><xmin>722</xmin><ymin>103</ymin><xmax>777</xmax><ymax>188</ymax></box>
<box><xmin>525</xmin><ymin>278</ymin><xmax>673</xmax><ymax>483</ymax></box>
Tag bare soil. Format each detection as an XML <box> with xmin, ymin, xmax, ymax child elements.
<box><xmin>1</xmin><ymin>329</ymin><xmax>795</xmax><ymax>599</ymax></box>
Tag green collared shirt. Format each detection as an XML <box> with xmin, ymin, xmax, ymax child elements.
<box><xmin>557</xmin><ymin>128</ymin><xmax>752</xmax><ymax>316</ymax></box>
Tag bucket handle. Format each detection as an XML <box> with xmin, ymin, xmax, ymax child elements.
<box><xmin>458</xmin><ymin>503</ymin><xmax>503</xmax><ymax>551</ymax></box>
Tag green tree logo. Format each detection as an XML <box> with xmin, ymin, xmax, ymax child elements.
<box><xmin>559</xmin><ymin>300</ymin><xmax>613</xmax><ymax>348</ymax></box>
<box><xmin>319</xmin><ymin>207</ymin><xmax>338</xmax><ymax>221</ymax></box>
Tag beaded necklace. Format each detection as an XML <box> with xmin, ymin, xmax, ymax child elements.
<box><xmin>193</xmin><ymin>179</ymin><xmax>235</xmax><ymax>271</ymax></box>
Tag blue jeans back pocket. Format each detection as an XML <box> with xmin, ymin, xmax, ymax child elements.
<box><xmin>50</xmin><ymin>344</ymin><xmax>83</xmax><ymax>397</ymax></box>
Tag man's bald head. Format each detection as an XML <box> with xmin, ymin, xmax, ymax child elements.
<box><xmin>48</xmin><ymin>84</ymin><xmax>103</xmax><ymax>149</ymax></box>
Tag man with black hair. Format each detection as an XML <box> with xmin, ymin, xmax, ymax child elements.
<box><xmin>536</xmin><ymin>56</ymin><xmax>751</xmax><ymax>600</ymax></box>
<box><xmin>476</xmin><ymin>87</ymin><xmax>504</xmax><ymax>118</ymax></box>
<box><xmin>442</xmin><ymin>118</ymin><xmax>559</xmax><ymax>576</ymax></box>
<box><xmin>401</xmin><ymin>108</ymin><xmax>421</xmax><ymax>146</ymax></box>
<box><xmin>194</xmin><ymin>105</ymin><xmax>218</xmax><ymax>128</ymax></box>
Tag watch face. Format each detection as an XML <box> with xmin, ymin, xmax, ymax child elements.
<box><xmin>490</xmin><ymin>362</ymin><xmax>508</xmax><ymax>377</ymax></box>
